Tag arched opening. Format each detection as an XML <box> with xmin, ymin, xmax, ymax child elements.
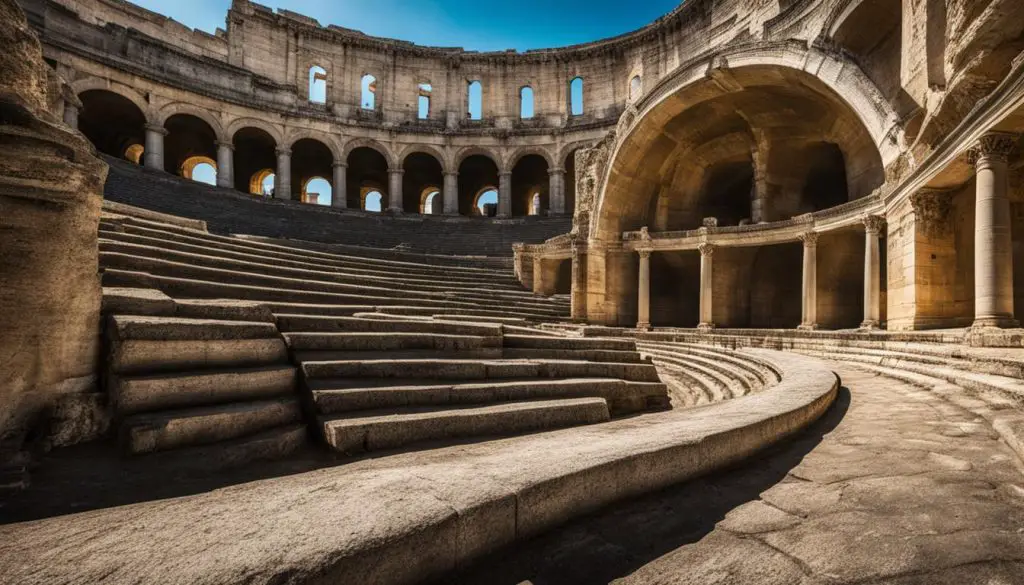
<box><xmin>302</xmin><ymin>177</ymin><xmax>332</xmax><ymax>206</ymax></box>
<box><xmin>233</xmin><ymin>127</ymin><xmax>277</xmax><ymax>194</ymax></box>
<box><xmin>249</xmin><ymin>169</ymin><xmax>275</xmax><ymax>197</ymax></box>
<box><xmin>594</xmin><ymin>64</ymin><xmax>887</xmax><ymax>326</ymax></box>
<box><xmin>163</xmin><ymin>114</ymin><xmax>218</xmax><ymax>177</ymax></box>
<box><xmin>181</xmin><ymin>155</ymin><xmax>217</xmax><ymax>185</ymax></box>
<box><xmin>402</xmin><ymin>152</ymin><xmax>444</xmax><ymax>213</ymax></box>
<box><xmin>291</xmin><ymin>138</ymin><xmax>334</xmax><ymax>203</ymax></box>
<box><xmin>420</xmin><ymin>189</ymin><xmax>441</xmax><ymax>215</ymax></box>
<box><xmin>347</xmin><ymin>146</ymin><xmax>389</xmax><ymax>209</ymax></box>
<box><xmin>629</xmin><ymin>75</ymin><xmax>642</xmax><ymax>102</ymax></box>
<box><xmin>467</xmin><ymin>80</ymin><xmax>482</xmax><ymax>120</ymax></box>
<box><xmin>474</xmin><ymin>188</ymin><xmax>499</xmax><ymax>217</ymax></box>
<box><xmin>520</xmin><ymin>86</ymin><xmax>534</xmax><ymax>119</ymax></box>
<box><xmin>309</xmin><ymin>66</ymin><xmax>327</xmax><ymax>104</ymax></box>
<box><xmin>458</xmin><ymin>154</ymin><xmax>499</xmax><ymax>216</ymax></box>
<box><xmin>77</xmin><ymin>90</ymin><xmax>146</xmax><ymax>159</ymax></box>
<box><xmin>418</xmin><ymin>83</ymin><xmax>432</xmax><ymax>120</ymax></box>
<box><xmin>569</xmin><ymin>77</ymin><xmax>584</xmax><ymax>116</ymax></box>
<box><xmin>362</xmin><ymin>189</ymin><xmax>384</xmax><ymax>212</ymax></box>
<box><xmin>124</xmin><ymin>144</ymin><xmax>144</xmax><ymax>165</ymax></box>
<box><xmin>511</xmin><ymin>154</ymin><xmax>550</xmax><ymax>217</ymax></box>
<box><xmin>529</xmin><ymin>192</ymin><xmax>542</xmax><ymax>216</ymax></box>
<box><xmin>361</xmin><ymin>74</ymin><xmax>377</xmax><ymax>110</ymax></box>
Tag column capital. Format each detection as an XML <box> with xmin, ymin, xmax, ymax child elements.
<box><xmin>548</xmin><ymin>167</ymin><xmax>566</xmax><ymax>176</ymax></box>
<box><xmin>215</xmin><ymin>140</ymin><xmax>234</xmax><ymax>151</ymax></box>
<box><xmin>910</xmin><ymin>188</ymin><xmax>952</xmax><ymax>231</ymax></box>
<box><xmin>798</xmin><ymin>231</ymin><xmax>819</xmax><ymax>248</ymax></box>
<box><xmin>275</xmin><ymin>147</ymin><xmax>292</xmax><ymax>157</ymax></box>
<box><xmin>144</xmin><ymin>124</ymin><xmax>169</xmax><ymax>136</ymax></box>
<box><xmin>968</xmin><ymin>132</ymin><xmax>1018</xmax><ymax>165</ymax></box>
<box><xmin>862</xmin><ymin>215</ymin><xmax>885</xmax><ymax>235</ymax></box>
<box><xmin>499</xmin><ymin>170</ymin><xmax>512</xmax><ymax>178</ymax></box>
<box><xmin>444</xmin><ymin>170</ymin><xmax>459</xmax><ymax>177</ymax></box>
<box><xmin>637</xmin><ymin>248</ymin><xmax>652</xmax><ymax>259</ymax></box>
<box><xmin>388</xmin><ymin>168</ymin><xmax>405</xmax><ymax>176</ymax></box>
<box><xmin>332</xmin><ymin>161</ymin><xmax>348</xmax><ymax>169</ymax></box>
<box><xmin>698</xmin><ymin>242</ymin><xmax>715</xmax><ymax>257</ymax></box>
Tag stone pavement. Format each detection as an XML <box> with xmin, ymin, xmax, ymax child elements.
<box><xmin>451</xmin><ymin>365</ymin><xmax>1024</xmax><ymax>585</ymax></box>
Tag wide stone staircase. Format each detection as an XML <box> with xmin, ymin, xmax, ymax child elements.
<box><xmin>635</xmin><ymin>341</ymin><xmax>781</xmax><ymax>407</ymax></box>
<box><xmin>95</xmin><ymin>207</ymin><xmax>671</xmax><ymax>462</ymax></box>
<box><xmin>103</xmin><ymin>156</ymin><xmax>572</xmax><ymax>256</ymax></box>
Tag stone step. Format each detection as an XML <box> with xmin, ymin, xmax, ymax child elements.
<box><xmin>504</xmin><ymin>335</ymin><xmax>637</xmax><ymax>351</ymax></box>
<box><xmin>106</xmin><ymin>315</ymin><xmax>288</xmax><ymax>374</ymax></box>
<box><xmin>501</xmin><ymin>348</ymin><xmax>644</xmax><ymax>363</ymax></box>
<box><xmin>137</xmin><ymin>424</ymin><xmax>308</xmax><ymax>469</ymax></box>
<box><xmin>284</xmin><ymin>332</ymin><xmax>502</xmax><ymax>352</ymax></box>
<box><xmin>102</xmin><ymin>269</ymin><xmax>566</xmax><ymax>319</ymax></box>
<box><xmin>294</xmin><ymin>349</ymin><xmax>507</xmax><ymax>362</ymax></box>
<box><xmin>311</xmin><ymin>378</ymin><xmax>670</xmax><ymax>416</ymax></box>
<box><xmin>302</xmin><ymin>359</ymin><xmax>663</xmax><ymax>383</ymax></box>
<box><xmin>102</xmin><ymin>287</ymin><xmax>277</xmax><ymax>322</ymax></box>
<box><xmin>655</xmin><ymin>362</ymin><xmax>719</xmax><ymax>405</ymax></box>
<box><xmin>276</xmin><ymin>315</ymin><xmax>503</xmax><ymax>336</ymax></box>
<box><xmin>108</xmin><ymin>365</ymin><xmax>297</xmax><ymax>415</ymax></box>
<box><xmin>783</xmin><ymin>340</ymin><xmax>1024</xmax><ymax>379</ymax></box>
<box><xmin>103</xmin><ymin>220</ymin><xmax>525</xmax><ymax>281</ymax></box>
<box><xmin>99</xmin><ymin>243</ymin><xmax>550</xmax><ymax>303</ymax></box>
<box><xmin>119</xmin><ymin>398</ymin><xmax>302</xmax><ymax>455</ymax></box>
<box><xmin>100</xmin><ymin>252</ymin><xmax>564</xmax><ymax>311</ymax></box>
<box><xmin>642</xmin><ymin>352</ymin><xmax>731</xmax><ymax>403</ymax></box>
<box><xmin>638</xmin><ymin>345</ymin><xmax>762</xmax><ymax>392</ymax></box>
<box><xmin>652</xmin><ymin>343</ymin><xmax>782</xmax><ymax>384</ymax></box>
<box><xmin>795</xmin><ymin>348</ymin><xmax>1024</xmax><ymax>408</ymax></box>
<box><xmin>320</xmin><ymin>398</ymin><xmax>611</xmax><ymax>454</ymax></box>
<box><xmin>99</xmin><ymin>233</ymin><xmax>523</xmax><ymax>288</ymax></box>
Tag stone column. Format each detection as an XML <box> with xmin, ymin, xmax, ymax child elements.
<box><xmin>570</xmin><ymin>238</ymin><xmax>587</xmax><ymax>322</ymax></box>
<box><xmin>750</xmin><ymin>144</ymin><xmax>768</xmax><ymax>223</ymax></box>
<box><xmin>698</xmin><ymin>243</ymin><xmax>715</xmax><ymax>331</ymax></box>
<box><xmin>388</xmin><ymin>168</ymin><xmax>404</xmax><ymax>213</ymax></box>
<box><xmin>274</xmin><ymin>147</ymin><xmax>291</xmax><ymax>200</ymax></box>
<box><xmin>62</xmin><ymin>102</ymin><xmax>80</xmax><ymax>130</ymax></box>
<box><xmin>637</xmin><ymin>249</ymin><xmax>652</xmax><ymax>329</ymax></box>
<box><xmin>143</xmin><ymin>124</ymin><xmax>167</xmax><ymax>171</ymax></box>
<box><xmin>443</xmin><ymin>171</ymin><xmax>459</xmax><ymax>215</ymax></box>
<box><xmin>548</xmin><ymin>167</ymin><xmax>566</xmax><ymax>215</ymax></box>
<box><xmin>215</xmin><ymin>141</ymin><xmax>234</xmax><ymax>189</ymax></box>
<box><xmin>332</xmin><ymin>162</ymin><xmax>347</xmax><ymax>209</ymax></box>
<box><xmin>799</xmin><ymin>232</ymin><xmax>819</xmax><ymax>330</ymax></box>
<box><xmin>970</xmin><ymin>132</ymin><xmax>1019</xmax><ymax>329</ymax></box>
<box><xmin>498</xmin><ymin>170</ymin><xmax>512</xmax><ymax>218</ymax></box>
<box><xmin>861</xmin><ymin>215</ymin><xmax>884</xmax><ymax>329</ymax></box>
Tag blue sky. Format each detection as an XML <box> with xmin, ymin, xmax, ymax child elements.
<box><xmin>130</xmin><ymin>0</ymin><xmax>681</xmax><ymax>51</ymax></box>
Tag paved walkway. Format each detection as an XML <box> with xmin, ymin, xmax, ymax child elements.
<box><xmin>452</xmin><ymin>365</ymin><xmax>1024</xmax><ymax>585</ymax></box>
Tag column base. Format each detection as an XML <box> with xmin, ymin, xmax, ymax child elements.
<box><xmin>636</xmin><ymin>322</ymin><xmax>650</xmax><ymax>331</ymax></box>
<box><xmin>797</xmin><ymin>323</ymin><xmax>819</xmax><ymax>331</ymax></box>
<box><xmin>697</xmin><ymin>322</ymin><xmax>715</xmax><ymax>333</ymax></box>
<box><xmin>859</xmin><ymin>320</ymin><xmax>881</xmax><ymax>331</ymax></box>
<box><xmin>971</xmin><ymin>317</ymin><xmax>1020</xmax><ymax>329</ymax></box>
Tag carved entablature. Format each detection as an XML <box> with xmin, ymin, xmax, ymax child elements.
<box><xmin>910</xmin><ymin>188</ymin><xmax>953</xmax><ymax>233</ymax></box>
<box><xmin>968</xmin><ymin>132</ymin><xmax>1019</xmax><ymax>165</ymax></box>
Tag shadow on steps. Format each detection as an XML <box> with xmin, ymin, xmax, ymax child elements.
<box><xmin>445</xmin><ymin>386</ymin><xmax>853</xmax><ymax>585</ymax></box>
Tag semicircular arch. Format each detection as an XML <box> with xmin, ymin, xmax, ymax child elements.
<box><xmin>157</xmin><ymin>102</ymin><xmax>226</xmax><ymax>143</ymax></box>
<box><xmin>343</xmin><ymin>137</ymin><xmax>396</xmax><ymax>168</ymax></box>
<box><xmin>72</xmin><ymin>78</ymin><xmax>154</xmax><ymax>123</ymax></box>
<box><xmin>227</xmin><ymin>118</ymin><xmax>284</xmax><ymax>145</ymax></box>
<box><xmin>398</xmin><ymin>144</ymin><xmax>450</xmax><ymax>172</ymax></box>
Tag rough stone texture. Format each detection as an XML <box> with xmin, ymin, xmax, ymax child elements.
<box><xmin>0</xmin><ymin>0</ymin><xmax>105</xmax><ymax>451</ymax></box>
<box><xmin>451</xmin><ymin>365</ymin><xmax>1024</xmax><ymax>585</ymax></box>
<box><xmin>0</xmin><ymin>350</ymin><xmax>837</xmax><ymax>585</ymax></box>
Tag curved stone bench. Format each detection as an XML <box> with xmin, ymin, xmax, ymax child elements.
<box><xmin>0</xmin><ymin>351</ymin><xmax>838</xmax><ymax>585</ymax></box>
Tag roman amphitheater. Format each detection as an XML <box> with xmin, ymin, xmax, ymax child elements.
<box><xmin>3</xmin><ymin>0</ymin><xmax>1024</xmax><ymax>581</ymax></box>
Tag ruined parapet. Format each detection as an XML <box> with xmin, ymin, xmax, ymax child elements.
<box><xmin>0</xmin><ymin>0</ymin><xmax>107</xmax><ymax>458</ymax></box>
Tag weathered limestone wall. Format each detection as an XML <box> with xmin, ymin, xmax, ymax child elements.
<box><xmin>816</xmin><ymin>231</ymin><xmax>865</xmax><ymax>329</ymax></box>
<box><xmin>0</xmin><ymin>0</ymin><xmax>105</xmax><ymax>449</ymax></box>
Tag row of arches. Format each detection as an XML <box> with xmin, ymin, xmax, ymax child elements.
<box><xmin>77</xmin><ymin>88</ymin><xmax>581</xmax><ymax>216</ymax></box>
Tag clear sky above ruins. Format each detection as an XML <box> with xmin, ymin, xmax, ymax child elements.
<box><xmin>129</xmin><ymin>0</ymin><xmax>682</xmax><ymax>51</ymax></box>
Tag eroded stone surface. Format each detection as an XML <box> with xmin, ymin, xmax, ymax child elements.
<box><xmin>451</xmin><ymin>366</ymin><xmax>1024</xmax><ymax>585</ymax></box>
